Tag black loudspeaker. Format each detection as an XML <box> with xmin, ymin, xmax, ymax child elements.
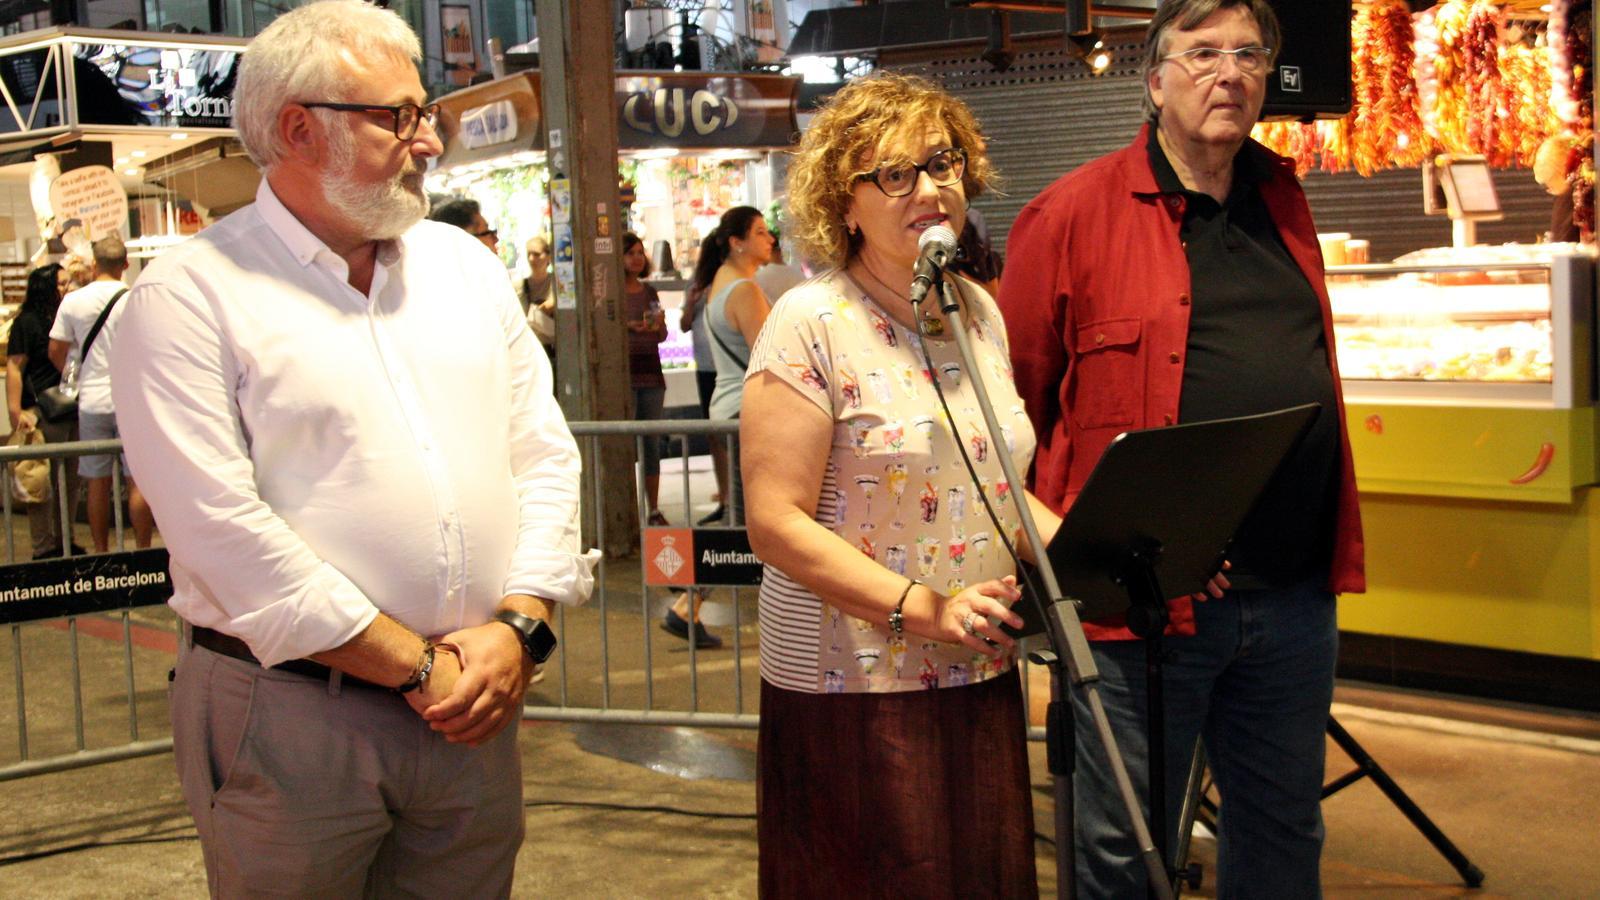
<box><xmin>1260</xmin><ymin>0</ymin><xmax>1353</xmax><ymax>121</ymax></box>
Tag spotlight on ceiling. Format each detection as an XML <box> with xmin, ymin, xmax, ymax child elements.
<box><xmin>1067</xmin><ymin>31</ymin><xmax>1112</xmax><ymax>76</ymax></box>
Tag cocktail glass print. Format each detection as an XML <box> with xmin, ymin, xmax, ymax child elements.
<box><xmin>947</xmin><ymin>663</ymin><xmax>970</xmax><ymax>686</ymax></box>
<box><xmin>894</xmin><ymin>364</ymin><xmax>919</xmax><ymax>398</ymax></box>
<box><xmin>969</xmin><ymin>430</ymin><xmax>989</xmax><ymax>462</ymax></box>
<box><xmin>784</xmin><ymin>355</ymin><xmax>828</xmax><ymax>392</ymax></box>
<box><xmin>823</xmin><ymin>669</ymin><xmax>846</xmax><ymax>693</ymax></box>
<box><xmin>827</xmin><ymin>604</ymin><xmax>843</xmax><ymax>651</ymax></box>
<box><xmin>947</xmin><ymin>485</ymin><xmax>966</xmax><ymax>522</ymax></box>
<box><xmin>919</xmin><ymin>482</ymin><xmax>940</xmax><ymax>525</ymax></box>
<box><xmin>840</xmin><ymin>366</ymin><xmax>862</xmax><ymax>409</ymax></box>
<box><xmin>850</xmin><ymin>420</ymin><xmax>872</xmax><ymax>459</ymax></box>
<box><xmin>886</xmin><ymin>463</ymin><xmax>909</xmax><ymax>528</ymax></box>
<box><xmin>948</xmin><ymin>530</ymin><xmax>967</xmax><ymax>573</ymax></box>
<box><xmin>867</xmin><ymin>369</ymin><xmax>892</xmax><ymax>403</ymax></box>
<box><xmin>885</xmin><ymin>543</ymin><xmax>908</xmax><ymax>577</ymax></box>
<box><xmin>919</xmin><ymin>658</ymin><xmax>940</xmax><ymax>689</ymax></box>
<box><xmin>855</xmin><ymin>474</ymin><xmax>881</xmax><ymax>518</ymax></box>
<box><xmin>809</xmin><ymin>336</ymin><xmax>831</xmax><ymax>375</ymax></box>
<box><xmin>888</xmin><ymin>634</ymin><xmax>908</xmax><ymax>677</ymax></box>
<box><xmin>916</xmin><ymin>537</ymin><xmax>941</xmax><ymax>578</ymax></box>
<box><xmin>971</xmin><ymin>531</ymin><xmax>991</xmax><ymax>561</ymax></box>
<box><xmin>939</xmin><ymin>361</ymin><xmax>962</xmax><ymax>387</ymax></box>
<box><xmin>855</xmin><ymin>647</ymin><xmax>882</xmax><ymax>675</ymax></box>
<box><xmin>869</xmin><ymin>309</ymin><xmax>898</xmax><ymax>348</ymax></box>
<box><xmin>881</xmin><ymin>421</ymin><xmax>905</xmax><ymax>458</ymax></box>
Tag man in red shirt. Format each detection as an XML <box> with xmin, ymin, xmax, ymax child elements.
<box><xmin>998</xmin><ymin>1</ymin><xmax>1364</xmax><ymax>895</ymax></box>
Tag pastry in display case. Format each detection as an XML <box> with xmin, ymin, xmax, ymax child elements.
<box><xmin>1325</xmin><ymin>243</ymin><xmax>1596</xmax><ymax>407</ymax></box>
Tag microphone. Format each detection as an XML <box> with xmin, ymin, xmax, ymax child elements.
<box><xmin>909</xmin><ymin>224</ymin><xmax>958</xmax><ymax>306</ymax></box>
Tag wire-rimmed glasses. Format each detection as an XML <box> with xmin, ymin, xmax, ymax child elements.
<box><xmin>1160</xmin><ymin>46</ymin><xmax>1274</xmax><ymax>77</ymax></box>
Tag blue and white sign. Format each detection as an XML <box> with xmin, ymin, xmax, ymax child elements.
<box><xmin>458</xmin><ymin>99</ymin><xmax>519</xmax><ymax>150</ymax></box>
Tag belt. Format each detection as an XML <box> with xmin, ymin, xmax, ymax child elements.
<box><xmin>190</xmin><ymin>626</ymin><xmax>386</xmax><ymax>690</ymax></box>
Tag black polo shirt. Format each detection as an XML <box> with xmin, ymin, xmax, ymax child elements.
<box><xmin>1147</xmin><ymin>126</ymin><xmax>1340</xmax><ymax>590</ymax></box>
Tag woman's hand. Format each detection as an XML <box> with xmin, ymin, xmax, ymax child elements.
<box><xmin>933</xmin><ymin>576</ymin><xmax>1023</xmax><ymax>657</ymax></box>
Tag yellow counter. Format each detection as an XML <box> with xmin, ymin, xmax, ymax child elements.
<box><xmin>1340</xmin><ymin>403</ymin><xmax>1600</xmax><ymax>661</ymax></box>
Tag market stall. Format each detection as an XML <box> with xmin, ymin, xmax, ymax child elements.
<box><xmin>428</xmin><ymin>69</ymin><xmax>799</xmax><ymax>409</ymax></box>
<box><xmin>0</xmin><ymin>26</ymin><xmax>256</xmax><ymax>438</ymax></box>
<box><xmin>1251</xmin><ymin>0</ymin><xmax>1600</xmax><ymax>699</ymax></box>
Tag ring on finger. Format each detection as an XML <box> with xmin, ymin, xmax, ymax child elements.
<box><xmin>962</xmin><ymin>613</ymin><xmax>978</xmax><ymax>636</ymax></box>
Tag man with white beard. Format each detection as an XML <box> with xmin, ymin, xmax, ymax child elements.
<box><xmin>109</xmin><ymin>2</ymin><xmax>596</xmax><ymax>895</ymax></box>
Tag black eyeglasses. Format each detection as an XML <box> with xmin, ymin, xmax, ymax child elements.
<box><xmin>856</xmin><ymin>147</ymin><xmax>967</xmax><ymax>198</ymax></box>
<box><xmin>470</xmin><ymin>228</ymin><xmax>498</xmax><ymax>240</ymax></box>
<box><xmin>299</xmin><ymin>101</ymin><xmax>442</xmax><ymax>140</ymax></box>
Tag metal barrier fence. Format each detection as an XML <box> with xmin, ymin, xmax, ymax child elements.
<box><xmin>0</xmin><ymin>421</ymin><xmax>761</xmax><ymax>781</ymax></box>
<box><xmin>0</xmin><ymin>420</ymin><xmax>1039</xmax><ymax>782</ymax></box>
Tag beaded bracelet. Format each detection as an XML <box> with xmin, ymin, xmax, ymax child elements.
<box><xmin>395</xmin><ymin>643</ymin><xmax>437</xmax><ymax>694</ymax></box>
<box><xmin>889</xmin><ymin>579</ymin><xmax>921</xmax><ymax>635</ymax></box>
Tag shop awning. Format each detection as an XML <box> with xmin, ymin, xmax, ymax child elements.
<box><xmin>0</xmin><ymin>132</ymin><xmax>76</xmax><ymax>167</ymax></box>
<box><xmin>785</xmin><ymin>1</ymin><xmax>1158</xmax><ymax>57</ymax></box>
<box><xmin>434</xmin><ymin>70</ymin><xmax>800</xmax><ymax>172</ymax></box>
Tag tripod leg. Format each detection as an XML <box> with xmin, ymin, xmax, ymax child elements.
<box><xmin>1145</xmin><ymin>633</ymin><xmax>1168</xmax><ymax>900</ymax></box>
<box><xmin>1048</xmin><ymin>663</ymin><xmax>1075</xmax><ymax>899</ymax></box>
<box><xmin>1324</xmin><ymin>717</ymin><xmax>1486</xmax><ymax>888</ymax></box>
<box><xmin>1171</xmin><ymin>738</ymin><xmax>1207</xmax><ymax>894</ymax></box>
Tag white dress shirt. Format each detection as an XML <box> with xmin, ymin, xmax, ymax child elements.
<box><xmin>49</xmin><ymin>278</ymin><xmax>127</xmax><ymax>415</ymax></box>
<box><xmin>111</xmin><ymin>181</ymin><xmax>597</xmax><ymax>667</ymax></box>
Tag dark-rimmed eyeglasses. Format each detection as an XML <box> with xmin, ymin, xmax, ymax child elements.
<box><xmin>1160</xmin><ymin>45</ymin><xmax>1274</xmax><ymax>76</ymax></box>
<box><xmin>299</xmin><ymin>101</ymin><xmax>442</xmax><ymax>140</ymax></box>
<box><xmin>856</xmin><ymin>147</ymin><xmax>967</xmax><ymax>198</ymax></box>
<box><xmin>470</xmin><ymin>228</ymin><xmax>498</xmax><ymax>240</ymax></box>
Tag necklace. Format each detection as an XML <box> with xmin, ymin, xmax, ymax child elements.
<box><xmin>851</xmin><ymin>262</ymin><xmax>947</xmax><ymax>337</ymax></box>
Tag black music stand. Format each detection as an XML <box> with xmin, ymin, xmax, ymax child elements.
<box><xmin>1008</xmin><ymin>403</ymin><xmax>1321</xmax><ymax>896</ymax></box>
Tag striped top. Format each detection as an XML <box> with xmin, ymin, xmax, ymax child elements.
<box><xmin>748</xmin><ymin>269</ymin><xmax>1037</xmax><ymax>694</ymax></box>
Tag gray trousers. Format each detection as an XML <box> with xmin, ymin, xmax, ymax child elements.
<box><xmin>171</xmin><ymin>640</ymin><xmax>525</xmax><ymax>898</ymax></box>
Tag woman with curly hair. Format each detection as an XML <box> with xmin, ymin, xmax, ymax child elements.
<box><xmin>742</xmin><ymin>72</ymin><xmax>1055</xmax><ymax>895</ymax></box>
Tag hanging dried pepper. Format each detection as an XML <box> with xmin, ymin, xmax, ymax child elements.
<box><xmin>1462</xmin><ymin>0</ymin><xmax>1506</xmax><ymax>163</ymax></box>
<box><xmin>1553</xmin><ymin>0</ymin><xmax>1594</xmax><ymax>237</ymax></box>
<box><xmin>1349</xmin><ymin>0</ymin><xmax>1427</xmax><ymax>174</ymax></box>
<box><xmin>1430</xmin><ymin>0</ymin><xmax>1475</xmax><ymax>153</ymax></box>
<box><xmin>1499</xmin><ymin>39</ymin><xmax>1554</xmax><ymax>167</ymax></box>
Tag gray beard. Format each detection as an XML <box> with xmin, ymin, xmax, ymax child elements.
<box><xmin>319</xmin><ymin>124</ymin><xmax>428</xmax><ymax>240</ymax></box>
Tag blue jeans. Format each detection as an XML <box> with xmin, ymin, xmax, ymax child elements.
<box><xmin>1070</xmin><ymin>578</ymin><xmax>1337</xmax><ymax>899</ymax></box>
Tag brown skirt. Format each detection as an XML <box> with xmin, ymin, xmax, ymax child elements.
<box><xmin>757</xmin><ymin>667</ymin><xmax>1038</xmax><ymax>899</ymax></box>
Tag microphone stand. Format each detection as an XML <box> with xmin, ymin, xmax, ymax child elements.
<box><xmin>927</xmin><ymin>274</ymin><xmax>1172</xmax><ymax>900</ymax></box>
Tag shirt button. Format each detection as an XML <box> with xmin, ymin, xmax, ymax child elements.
<box><xmin>1178</xmin><ymin>293</ymin><xmax>1190</xmax><ymax>305</ymax></box>
<box><xmin>1168</xmin><ymin>352</ymin><xmax>1181</xmax><ymax>364</ymax></box>
<box><xmin>1163</xmin><ymin>414</ymin><xmax>1175</xmax><ymax>425</ymax></box>
<box><xmin>1166</xmin><ymin>197</ymin><xmax>1180</xmax><ymax>209</ymax></box>
<box><xmin>1094</xmin><ymin>333</ymin><xmax>1106</xmax><ymax>345</ymax></box>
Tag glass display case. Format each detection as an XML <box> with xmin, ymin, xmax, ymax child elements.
<box><xmin>1326</xmin><ymin>247</ymin><xmax>1596</xmax><ymax>408</ymax></box>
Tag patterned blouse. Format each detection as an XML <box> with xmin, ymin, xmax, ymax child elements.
<box><xmin>749</xmin><ymin>269</ymin><xmax>1038</xmax><ymax>694</ymax></box>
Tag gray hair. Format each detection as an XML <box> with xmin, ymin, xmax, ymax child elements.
<box><xmin>1141</xmin><ymin>0</ymin><xmax>1282</xmax><ymax>119</ymax></box>
<box><xmin>232</xmin><ymin>0</ymin><xmax>422</xmax><ymax>169</ymax></box>
<box><xmin>90</xmin><ymin>234</ymin><xmax>127</xmax><ymax>270</ymax></box>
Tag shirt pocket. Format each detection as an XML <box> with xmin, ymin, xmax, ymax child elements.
<box><xmin>1070</xmin><ymin>317</ymin><xmax>1142</xmax><ymax>429</ymax></box>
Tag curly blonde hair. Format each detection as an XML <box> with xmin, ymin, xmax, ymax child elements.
<box><xmin>787</xmin><ymin>72</ymin><xmax>995</xmax><ymax>270</ymax></box>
